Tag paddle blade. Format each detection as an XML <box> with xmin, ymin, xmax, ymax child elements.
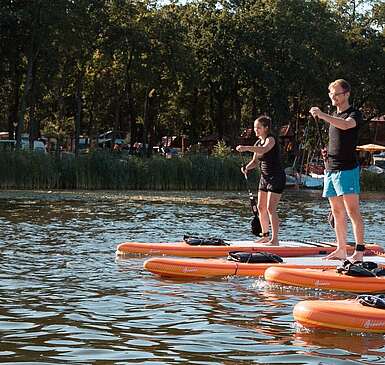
<box><xmin>251</xmin><ymin>215</ymin><xmax>262</xmax><ymax>236</ymax></box>
<box><xmin>250</xmin><ymin>196</ymin><xmax>258</xmax><ymax>215</ymax></box>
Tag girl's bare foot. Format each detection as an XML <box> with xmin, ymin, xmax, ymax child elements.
<box><xmin>323</xmin><ymin>248</ymin><xmax>347</xmax><ymax>261</ymax></box>
<box><xmin>256</xmin><ymin>236</ymin><xmax>270</xmax><ymax>244</ymax></box>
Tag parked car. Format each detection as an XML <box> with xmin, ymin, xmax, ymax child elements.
<box><xmin>97</xmin><ymin>130</ymin><xmax>128</xmax><ymax>149</ymax></box>
<box><xmin>21</xmin><ymin>138</ymin><xmax>47</xmax><ymax>153</ymax></box>
<box><xmin>0</xmin><ymin>139</ymin><xmax>16</xmax><ymax>151</ymax></box>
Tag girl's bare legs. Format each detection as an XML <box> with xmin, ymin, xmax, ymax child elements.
<box><xmin>256</xmin><ymin>191</ymin><xmax>269</xmax><ymax>243</ymax></box>
<box><xmin>263</xmin><ymin>192</ymin><xmax>282</xmax><ymax>245</ymax></box>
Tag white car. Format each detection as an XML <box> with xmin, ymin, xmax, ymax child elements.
<box><xmin>21</xmin><ymin>139</ymin><xmax>47</xmax><ymax>153</ymax></box>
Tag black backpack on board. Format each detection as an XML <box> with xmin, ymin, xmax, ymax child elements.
<box><xmin>336</xmin><ymin>260</ymin><xmax>385</xmax><ymax>277</ymax></box>
<box><xmin>183</xmin><ymin>235</ymin><xmax>229</xmax><ymax>246</ymax></box>
<box><xmin>227</xmin><ymin>251</ymin><xmax>283</xmax><ymax>264</ymax></box>
<box><xmin>357</xmin><ymin>294</ymin><xmax>385</xmax><ymax>309</ymax></box>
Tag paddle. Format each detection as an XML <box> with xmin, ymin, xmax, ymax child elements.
<box><xmin>241</xmin><ymin>166</ymin><xmax>262</xmax><ymax>237</ymax></box>
<box><xmin>314</xmin><ymin>115</ymin><xmax>335</xmax><ymax>229</ymax></box>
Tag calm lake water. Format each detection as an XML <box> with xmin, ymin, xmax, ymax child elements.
<box><xmin>1</xmin><ymin>189</ymin><xmax>385</xmax><ymax>364</ymax></box>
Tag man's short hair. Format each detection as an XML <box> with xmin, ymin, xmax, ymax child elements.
<box><xmin>329</xmin><ymin>79</ymin><xmax>351</xmax><ymax>93</ymax></box>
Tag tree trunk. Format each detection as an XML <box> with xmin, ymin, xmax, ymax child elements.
<box><xmin>143</xmin><ymin>88</ymin><xmax>156</xmax><ymax>157</ymax></box>
<box><xmin>124</xmin><ymin>43</ymin><xmax>135</xmax><ymax>145</ymax></box>
<box><xmin>57</xmin><ymin>95</ymin><xmax>65</xmax><ymax>157</ymax></box>
<box><xmin>189</xmin><ymin>88</ymin><xmax>199</xmax><ymax>143</ymax></box>
<box><xmin>113</xmin><ymin>93</ymin><xmax>121</xmax><ymax>148</ymax></box>
<box><xmin>251</xmin><ymin>81</ymin><xmax>258</xmax><ymax>120</ymax></box>
<box><xmin>209</xmin><ymin>82</ymin><xmax>215</xmax><ymax>134</ymax></box>
<box><xmin>214</xmin><ymin>87</ymin><xmax>225</xmax><ymax>139</ymax></box>
<box><xmin>8</xmin><ymin>61</ymin><xmax>21</xmax><ymax>140</ymax></box>
<box><xmin>16</xmin><ymin>2</ymin><xmax>41</xmax><ymax>149</ymax></box>
<box><xmin>86</xmin><ymin>74</ymin><xmax>96</xmax><ymax>138</ymax></box>
<box><xmin>74</xmin><ymin>71</ymin><xmax>83</xmax><ymax>157</ymax></box>
<box><xmin>142</xmin><ymin>87</ymin><xmax>150</xmax><ymax>155</ymax></box>
<box><xmin>16</xmin><ymin>53</ymin><xmax>34</xmax><ymax>149</ymax></box>
<box><xmin>232</xmin><ymin>81</ymin><xmax>241</xmax><ymax>146</ymax></box>
<box><xmin>126</xmin><ymin>77</ymin><xmax>137</xmax><ymax>146</ymax></box>
<box><xmin>29</xmin><ymin>62</ymin><xmax>38</xmax><ymax>149</ymax></box>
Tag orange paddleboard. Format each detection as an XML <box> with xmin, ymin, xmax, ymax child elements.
<box><xmin>116</xmin><ymin>240</ymin><xmax>383</xmax><ymax>258</ymax></box>
<box><xmin>264</xmin><ymin>265</ymin><xmax>385</xmax><ymax>293</ymax></box>
<box><xmin>143</xmin><ymin>256</ymin><xmax>345</xmax><ymax>278</ymax></box>
<box><xmin>294</xmin><ymin>299</ymin><xmax>385</xmax><ymax>333</ymax></box>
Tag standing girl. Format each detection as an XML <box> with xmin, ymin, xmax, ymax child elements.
<box><xmin>236</xmin><ymin>115</ymin><xmax>286</xmax><ymax>245</ymax></box>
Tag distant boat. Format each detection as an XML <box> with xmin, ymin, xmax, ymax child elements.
<box><xmin>284</xmin><ymin>167</ymin><xmax>324</xmax><ymax>189</ymax></box>
<box><xmin>373</xmin><ymin>152</ymin><xmax>385</xmax><ymax>169</ymax></box>
<box><xmin>285</xmin><ymin>173</ymin><xmax>298</xmax><ymax>187</ymax></box>
<box><xmin>363</xmin><ymin>164</ymin><xmax>385</xmax><ymax>176</ymax></box>
<box><xmin>300</xmin><ymin>173</ymin><xmax>324</xmax><ymax>189</ymax></box>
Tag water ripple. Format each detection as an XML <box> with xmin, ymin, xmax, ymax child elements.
<box><xmin>0</xmin><ymin>190</ymin><xmax>384</xmax><ymax>364</ymax></box>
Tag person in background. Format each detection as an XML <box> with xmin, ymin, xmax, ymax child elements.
<box><xmin>113</xmin><ymin>142</ymin><xmax>122</xmax><ymax>152</ymax></box>
<box><xmin>236</xmin><ymin>115</ymin><xmax>286</xmax><ymax>245</ymax></box>
<box><xmin>310</xmin><ymin>79</ymin><xmax>365</xmax><ymax>262</ymax></box>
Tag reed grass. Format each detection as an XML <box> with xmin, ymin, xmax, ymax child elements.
<box><xmin>2</xmin><ymin>151</ymin><xmax>384</xmax><ymax>192</ymax></box>
<box><xmin>361</xmin><ymin>169</ymin><xmax>385</xmax><ymax>192</ymax></box>
<box><xmin>0</xmin><ymin>150</ymin><xmax>259</xmax><ymax>191</ymax></box>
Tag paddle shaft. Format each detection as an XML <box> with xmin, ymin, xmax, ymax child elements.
<box><xmin>315</xmin><ymin>116</ymin><xmax>329</xmax><ymax>171</ymax></box>
<box><xmin>314</xmin><ymin>115</ymin><xmax>335</xmax><ymax>229</ymax></box>
<box><xmin>239</xmin><ymin>153</ymin><xmax>262</xmax><ymax>236</ymax></box>
<box><xmin>243</xmin><ymin>172</ymin><xmax>258</xmax><ymax>216</ymax></box>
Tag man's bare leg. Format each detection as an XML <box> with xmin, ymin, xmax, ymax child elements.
<box><xmin>344</xmin><ymin>194</ymin><xmax>365</xmax><ymax>262</ymax></box>
<box><xmin>324</xmin><ymin>196</ymin><xmax>348</xmax><ymax>260</ymax></box>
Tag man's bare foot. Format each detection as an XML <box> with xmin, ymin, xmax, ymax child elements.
<box><xmin>347</xmin><ymin>251</ymin><xmax>364</xmax><ymax>263</ymax></box>
<box><xmin>323</xmin><ymin>248</ymin><xmax>347</xmax><ymax>261</ymax></box>
<box><xmin>256</xmin><ymin>236</ymin><xmax>270</xmax><ymax>244</ymax></box>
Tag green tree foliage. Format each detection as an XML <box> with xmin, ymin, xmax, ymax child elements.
<box><xmin>0</xmin><ymin>0</ymin><xmax>383</xmax><ymax>152</ymax></box>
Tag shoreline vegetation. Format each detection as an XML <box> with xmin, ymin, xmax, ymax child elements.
<box><xmin>1</xmin><ymin>151</ymin><xmax>384</xmax><ymax>192</ymax></box>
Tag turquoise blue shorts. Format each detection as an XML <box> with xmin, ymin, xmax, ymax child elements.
<box><xmin>323</xmin><ymin>166</ymin><xmax>360</xmax><ymax>198</ymax></box>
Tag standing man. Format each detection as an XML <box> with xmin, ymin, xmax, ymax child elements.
<box><xmin>310</xmin><ymin>79</ymin><xmax>365</xmax><ymax>262</ymax></box>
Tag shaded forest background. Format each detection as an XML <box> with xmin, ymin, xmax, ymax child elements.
<box><xmin>1</xmin><ymin>0</ymin><xmax>384</xmax><ymax>155</ymax></box>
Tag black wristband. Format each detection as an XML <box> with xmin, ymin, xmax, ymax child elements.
<box><xmin>355</xmin><ymin>244</ymin><xmax>365</xmax><ymax>252</ymax></box>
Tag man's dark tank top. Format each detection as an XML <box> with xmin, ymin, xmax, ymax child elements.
<box><xmin>256</xmin><ymin>135</ymin><xmax>284</xmax><ymax>177</ymax></box>
<box><xmin>328</xmin><ymin>106</ymin><xmax>362</xmax><ymax>171</ymax></box>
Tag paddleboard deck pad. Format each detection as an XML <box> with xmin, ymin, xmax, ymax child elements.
<box><xmin>116</xmin><ymin>239</ymin><xmax>383</xmax><ymax>258</ymax></box>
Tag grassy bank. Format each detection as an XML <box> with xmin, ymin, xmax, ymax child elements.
<box><xmin>0</xmin><ymin>151</ymin><xmax>258</xmax><ymax>191</ymax></box>
<box><xmin>1</xmin><ymin>151</ymin><xmax>384</xmax><ymax>191</ymax></box>
<box><xmin>361</xmin><ymin>169</ymin><xmax>385</xmax><ymax>192</ymax></box>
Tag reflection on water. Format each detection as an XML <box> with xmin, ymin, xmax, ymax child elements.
<box><xmin>0</xmin><ymin>190</ymin><xmax>385</xmax><ymax>364</ymax></box>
